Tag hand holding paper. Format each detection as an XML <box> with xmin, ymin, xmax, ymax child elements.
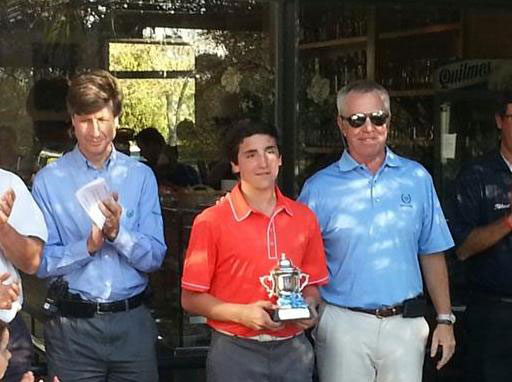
<box><xmin>75</xmin><ymin>178</ymin><xmax>111</xmax><ymax>229</ymax></box>
<box><xmin>99</xmin><ymin>192</ymin><xmax>122</xmax><ymax>241</ymax></box>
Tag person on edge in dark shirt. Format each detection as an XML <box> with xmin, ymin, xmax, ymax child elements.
<box><xmin>450</xmin><ymin>89</ymin><xmax>512</xmax><ymax>382</ymax></box>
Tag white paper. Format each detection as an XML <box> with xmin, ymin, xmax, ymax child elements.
<box><xmin>441</xmin><ymin>133</ymin><xmax>457</xmax><ymax>160</ymax></box>
<box><xmin>75</xmin><ymin>178</ymin><xmax>111</xmax><ymax>228</ymax></box>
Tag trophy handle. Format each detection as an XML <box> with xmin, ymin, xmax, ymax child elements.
<box><xmin>298</xmin><ymin>272</ymin><xmax>309</xmax><ymax>292</ymax></box>
<box><xmin>259</xmin><ymin>275</ymin><xmax>276</xmax><ymax>298</ymax></box>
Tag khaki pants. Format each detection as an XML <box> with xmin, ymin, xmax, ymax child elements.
<box><xmin>315</xmin><ymin>303</ymin><xmax>429</xmax><ymax>382</ymax></box>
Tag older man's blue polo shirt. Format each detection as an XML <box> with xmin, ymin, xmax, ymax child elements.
<box><xmin>298</xmin><ymin>149</ymin><xmax>454</xmax><ymax>309</ymax></box>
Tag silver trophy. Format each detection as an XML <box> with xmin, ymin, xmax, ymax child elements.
<box><xmin>259</xmin><ymin>253</ymin><xmax>310</xmax><ymax>321</ymax></box>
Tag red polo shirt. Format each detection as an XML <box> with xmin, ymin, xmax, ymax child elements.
<box><xmin>181</xmin><ymin>183</ymin><xmax>328</xmax><ymax>338</ymax></box>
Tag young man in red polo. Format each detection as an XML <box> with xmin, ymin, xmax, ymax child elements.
<box><xmin>181</xmin><ymin>119</ymin><xmax>328</xmax><ymax>382</ymax></box>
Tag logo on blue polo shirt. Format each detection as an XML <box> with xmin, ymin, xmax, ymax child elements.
<box><xmin>400</xmin><ymin>193</ymin><xmax>412</xmax><ymax>207</ymax></box>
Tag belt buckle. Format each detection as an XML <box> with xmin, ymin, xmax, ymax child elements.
<box><xmin>256</xmin><ymin>334</ymin><xmax>272</xmax><ymax>342</ymax></box>
<box><xmin>375</xmin><ymin>307</ymin><xmax>396</xmax><ymax>319</ymax></box>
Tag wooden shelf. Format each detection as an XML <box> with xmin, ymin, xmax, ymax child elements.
<box><xmin>299</xmin><ymin>23</ymin><xmax>460</xmax><ymax>51</ymax></box>
<box><xmin>299</xmin><ymin>36</ymin><xmax>367</xmax><ymax>50</ymax></box>
<box><xmin>389</xmin><ymin>89</ymin><xmax>436</xmax><ymax>97</ymax></box>
<box><xmin>303</xmin><ymin>146</ymin><xmax>341</xmax><ymax>154</ymax></box>
<box><xmin>379</xmin><ymin>22</ymin><xmax>461</xmax><ymax>40</ymax></box>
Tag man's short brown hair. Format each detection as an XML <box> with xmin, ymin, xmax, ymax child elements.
<box><xmin>66</xmin><ymin>69</ymin><xmax>122</xmax><ymax>117</ymax></box>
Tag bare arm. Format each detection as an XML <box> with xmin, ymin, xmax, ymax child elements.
<box><xmin>181</xmin><ymin>289</ymin><xmax>283</xmax><ymax>331</ymax></box>
<box><xmin>0</xmin><ymin>189</ymin><xmax>43</xmax><ymax>274</ymax></box>
<box><xmin>455</xmin><ymin>216</ymin><xmax>511</xmax><ymax>261</ymax></box>
<box><xmin>0</xmin><ymin>224</ymin><xmax>43</xmax><ymax>275</ymax></box>
<box><xmin>419</xmin><ymin>253</ymin><xmax>456</xmax><ymax>370</ymax></box>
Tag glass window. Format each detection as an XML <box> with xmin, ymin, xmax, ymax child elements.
<box><xmin>1</xmin><ymin>1</ymin><xmax>278</xmax><ymax>372</ymax></box>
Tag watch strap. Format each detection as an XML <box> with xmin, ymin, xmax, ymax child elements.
<box><xmin>436</xmin><ymin>313</ymin><xmax>456</xmax><ymax>325</ymax></box>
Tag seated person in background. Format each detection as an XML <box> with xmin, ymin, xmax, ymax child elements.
<box><xmin>113</xmin><ymin>128</ymin><xmax>135</xmax><ymax>156</ymax></box>
<box><xmin>135</xmin><ymin>127</ymin><xmax>200</xmax><ymax>187</ymax></box>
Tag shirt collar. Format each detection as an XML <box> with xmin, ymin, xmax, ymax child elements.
<box><xmin>227</xmin><ymin>182</ymin><xmax>294</xmax><ymax>222</ymax></box>
<box><xmin>71</xmin><ymin>144</ymin><xmax>117</xmax><ymax>170</ymax></box>
<box><xmin>500</xmin><ymin>151</ymin><xmax>512</xmax><ymax>173</ymax></box>
<box><xmin>337</xmin><ymin>146</ymin><xmax>402</xmax><ymax>173</ymax></box>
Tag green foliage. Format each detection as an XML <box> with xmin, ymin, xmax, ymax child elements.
<box><xmin>118</xmin><ymin>78</ymin><xmax>195</xmax><ymax>143</ymax></box>
<box><xmin>110</xmin><ymin>43</ymin><xmax>194</xmax><ymax>72</ymax></box>
<box><xmin>0</xmin><ymin>68</ymin><xmax>34</xmax><ymax>155</ymax></box>
<box><xmin>109</xmin><ymin>43</ymin><xmax>195</xmax><ymax>143</ymax></box>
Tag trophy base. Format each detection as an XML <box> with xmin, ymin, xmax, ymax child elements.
<box><xmin>273</xmin><ymin>307</ymin><xmax>311</xmax><ymax>321</ymax></box>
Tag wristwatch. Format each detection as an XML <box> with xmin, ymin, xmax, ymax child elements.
<box><xmin>436</xmin><ymin>313</ymin><xmax>456</xmax><ymax>325</ymax></box>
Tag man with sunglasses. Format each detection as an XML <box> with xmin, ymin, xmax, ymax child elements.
<box><xmin>450</xmin><ymin>90</ymin><xmax>512</xmax><ymax>382</ymax></box>
<box><xmin>298</xmin><ymin>80</ymin><xmax>456</xmax><ymax>382</ymax></box>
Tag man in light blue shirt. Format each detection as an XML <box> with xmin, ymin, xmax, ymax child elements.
<box><xmin>32</xmin><ymin>70</ymin><xmax>166</xmax><ymax>382</ymax></box>
<box><xmin>298</xmin><ymin>80</ymin><xmax>455</xmax><ymax>382</ymax></box>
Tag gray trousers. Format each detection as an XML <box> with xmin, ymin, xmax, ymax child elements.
<box><xmin>207</xmin><ymin>331</ymin><xmax>314</xmax><ymax>382</ymax></box>
<box><xmin>44</xmin><ymin>305</ymin><xmax>158</xmax><ymax>382</ymax></box>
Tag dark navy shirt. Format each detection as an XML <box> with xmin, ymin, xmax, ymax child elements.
<box><xmin>450</xmin><ymin>150</ymin><xmax>512</xmax><ymax>296</ymax></box>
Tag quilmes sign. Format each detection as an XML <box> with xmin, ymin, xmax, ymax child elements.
<box><xmin>434</xmin><ymin>60</ymin><xmax>494</xmax><ymax>90</ymax></box>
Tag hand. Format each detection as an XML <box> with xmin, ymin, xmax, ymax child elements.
<box><xmin>87</xmin><ymin>224</ymin><xmax>104</xmax><ymax>254</ymax></box>
<box><xmin>292</xmin><ymin>301</ymin><xmax>319</xmax><ymax>330</ymax></box>
<box><xmin>20</xmin><ymin>371</ymin><xmax>60</xmax><ymax>382</ymax></box>
<box><xmin>19</xmin><ymin>371</ymin><xmax>35</xmax><ymax>382</ymax></box>
<box><xmin>0</xmin><ymin>189</ymin><xmax>15</xmax><ymax>226</ymax></box>
<box><xmin>99</xmin><ymin>192</ymin><xmax>122</xmax><ymax>241</ymax></box>
<box><xmin>0</xmin><ymin>272</ymin><xmax>20</xmax><ymax>309</ymax></box>
<box><xmin>239</xmin><ymin>301</ymin><xmax>284</xmax><ymax>331</ymax></box>
<box><xmin>215</xmin><ymin>193</ymin><xmax>228</xmax><ymax>206</ymax></box>
<box><xmin>430</xmin><ymin>323</ymin><xmax>456</xmax><ymax>369</ymax></box>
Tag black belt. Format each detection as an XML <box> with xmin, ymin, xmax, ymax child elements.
<box><xmin>347</xmin><ymin>305</ymin><xmax>403</xmax><ymax>318</ymax></box>
<box><xmin>58</xmin><ymin>291</ymin><xmax>146</xmax><ymax>318</ymax></box>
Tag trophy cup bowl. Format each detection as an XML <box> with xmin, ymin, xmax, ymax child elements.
<box><xmin>260</xmin><ymin>253</ymin><xmax>311</xmax><ymax>321</ymax></box>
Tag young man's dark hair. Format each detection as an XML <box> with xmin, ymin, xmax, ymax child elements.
<box><xmin>224</xmin><ymin>119</ymin><xmax>281</xmax><ymax>165</ymax></box>
<box><xmin>66</xmin><ymin>69</ymin><xmax>122</xmax><ymax>117</ymax></box>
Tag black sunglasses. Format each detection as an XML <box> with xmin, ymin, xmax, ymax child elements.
<box><xmin>340</xmin><ymin>110</ymin><xmax>390</xmax><ymax>128</ymax></box>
